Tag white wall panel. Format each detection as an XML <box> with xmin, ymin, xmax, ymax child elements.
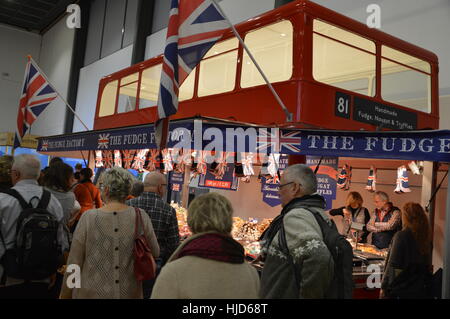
<box><xmin>30</xmin><ymin>18</ymin><xmax>75</xmax><ymax>137</ymax></box>
<box><xmin>73</xmin><ymin>45</ymin><xmax>133</xmax><ymax>133</ymax></box>
<box><xmin>0</xmin><ymin>24</ymin><xmax>41</xmax><ymax>134</ymax></box>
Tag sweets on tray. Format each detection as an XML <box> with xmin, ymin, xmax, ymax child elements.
<box><xmin>172</xmin><ymin>202</ymin><xmax>273</xmax><ymax>257</ymax></box>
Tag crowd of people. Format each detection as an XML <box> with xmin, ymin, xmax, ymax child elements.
<box><xmin>0</xmin><ymin>154</ymin><xmax>434</xmax><ymax>299</ymax></box>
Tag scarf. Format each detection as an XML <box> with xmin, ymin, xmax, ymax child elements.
<box><xmin>260</xmin><ymin>194</ymin><xmax>327</xmax><ymax>249</ymax></box>
<box><xmin>177</xmin><ymin>233</ymin><xmax>245</xmax><ymax>264</ymax></box>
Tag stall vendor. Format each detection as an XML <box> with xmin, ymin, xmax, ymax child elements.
<box><xmin>329</xmin><ymin>191</ymin><xmax>371</xmax><ymax>243</ymax></box>
<box><xmin>367</xmin><ymin>191</ymin><xmax>401</xmax><ymax>249</ymax></box>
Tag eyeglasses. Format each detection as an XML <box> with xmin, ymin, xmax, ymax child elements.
<box><xmin>279</xmin><ymin>181</ymin><xmax>295</xmax><ymax>189</ymax></box>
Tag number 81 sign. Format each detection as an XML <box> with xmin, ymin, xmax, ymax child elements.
<box><xmin>335</xmin><ymin>92</ymin><xmax>351</xmax><ymax>119</ymax></box>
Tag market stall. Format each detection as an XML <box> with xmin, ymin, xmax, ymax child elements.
<box><xmin>36</xmin><ymin>117</ymin><xmax>450</xmax><ymax>298</ymax></box>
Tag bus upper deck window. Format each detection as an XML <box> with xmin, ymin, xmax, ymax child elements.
<box><xmin>241</xmin><ymin>20</ymin><xmax>293</xmax><ymax>88</ymax></box>
<box><xmin>313</xmin><ymin>19</ymin><xmax>376</xmax><ymax>97</ymax></box>
<box><xmin>118</xmin><ymin>73</ymin><xmax>139</xmax><ymax>114</ymax></box>
<box><xmin>198</xmin><ymin>38</ymin><xmax>239</xmax><ymax>97</ymax></box>
<box><xmin>381</xmin><ymin>46</ymin><xmax>431</xmax><ymax>113</ymax></box>
<box><xmin>99</xmin><ymin>80</ymin><xmax>118</xmax><ymax>117</ymax></box>
<box><xmin>179</xmin><ymin>68</ymin><xmax>196</xmax><ymax>101</ymax></box>
<box><xmin>140</xmin><ymin>64</ymin><xmax>162</xmax><ymax>109</ymax></box>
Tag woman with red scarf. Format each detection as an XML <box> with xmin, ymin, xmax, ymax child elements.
<box><xmin>151</xmin><ymin>193</ymin><xmax>260</xmax><ymax>299</ymax></box>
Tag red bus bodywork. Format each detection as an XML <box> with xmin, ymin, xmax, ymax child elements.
<box><xmin>93</xmin><ymin>0</ymin><xmax>439</xmax><ymax>131</ymax></box>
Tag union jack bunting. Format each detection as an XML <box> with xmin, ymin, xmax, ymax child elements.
<box><xmin>114</xmin><ymin>150</ymin><xmax>122</xmax><ymax>167</ymax></box>
<box><xmin>122</xmin><ymin>150</ymin><xmax>136</xmax><ymax>169</ymax></box>
<box><xmin>156</xmin><ymin>0</ymin><xmax>228</xmax><ymax>149</ymax></box>
<box><xmin>95</xmin><ymin>151</ymin><xmax>104</xmax><ymax>168</ymax></box>
<box><xmin>15</xmin><ymin>57</ymin><xmax>58</xmax><ymax>149</ymax></box>
<box><xmin>132</xmin><ymin>149</ymin><xmax>149</xmax><ymax>172</ymax></box>
<box><xmin>146</xmin><ymin>149</ymin><xmax>160</xmax><ymax>172</ymax></box>
<box><xmin>102</xmin><ymin>150</ymin><xmax>114</xmax><ymax>168</ymax></box>
<box><xmin>162</xmin><ymin>149</ymin><xmax>174</xmax><ymax>174</ymax></box>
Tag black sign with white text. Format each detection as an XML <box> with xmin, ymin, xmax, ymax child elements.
<box><xmin>353</xmin><ymin>96</ymin><xmax>417</xmax><ymax>130</ymax></box>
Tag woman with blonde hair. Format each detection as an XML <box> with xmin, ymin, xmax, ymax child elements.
<box><xmin>151</xmin><ymin>192</ymin><xmax>260</xmax><ymax>299</ymax></box>
<box><xmin>329</xmin><ymin>191</ymin><xmax>371</xmax><ymax>242</ymax></box>
<box><xmin>381</xmin><ymin>202</ymin><xmax>432</xmax><ymax>299</ymax></box>
<box><xmin>60</xmin><ymin>167</ymin><xmax>160</xmax><ymax>299</ymax></box>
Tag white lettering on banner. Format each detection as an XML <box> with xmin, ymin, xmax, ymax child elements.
<box><xmin>109</xmin><ymin>135</ymin><xmax>123</xmax><ymax>147</ymax></box>
<box><xmin>419</xmin><ymin>139</ymin><xmax>434</xmax><ymax>153</ymax></box>
<box><xmin>439</xmin><ymin>139</ymin><xmax>450</xmax><ymax>153</ymax></box>
<box><xmin>381</xmin><ymin>138</ymin><xmax>396</xmax><ymax>152</ymax></box>
<box><xmin>365</xmin><ymin>137</ymin><xmax>379</xmax><ymax>151</ymax></box>
<box><xmin>341</xmin><ymin>136</ymin><xmax>354</xmax><ymax>150</ymax></box>
<box><xmin>323</xmin><ymin>136</ymin><xmax>338</xmax><ymax>150</ymax></box>
<box><xmin>172</xmin><ymin>128</ymin><xmax>192</xmax><ymax>153</ymax></box>
<box><xmin>265</xmin><ymin>193</ymin><xmax>280</xmax><ymax>199</ymax></box>
<box><xmin>123</xmin><ymin>134</ymin><xmax>147</xmax><ymax>145</ymax></box>
<box><xmin>262</xmin><ymin>185</ymin><xmax>279</xmax><ymax>192</ymax></box>
<box><xmin>400</xmin><ymin>138</ymin><xmax>416</xmax><ymax>152</ymax></box>
<box><xmin>307</xmin><ymin>135</ymin><xmax>321</xmax><ymax>149</ymax></box>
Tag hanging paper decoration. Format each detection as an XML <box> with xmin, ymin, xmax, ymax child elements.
<box><xmin>145</xmin><ymin>149</ymin><xmax>159</xmax><ymax>172</ymax></box>
<box><xmin>337</xmin><ymin>164</ymin><xmax>352</xmax><ymax>190</ymax></box>
<box><xmin>267</xmin><ymin>154</ymin><xmax>280</xmax><ymax>178</ymax></box>
<box><xmin>162</xmin><ymin>149</ymin><xmax>173</xmax><ymax>174</ymax></box>
<box><xmin>211</xmin><ymin>152</ymin><xmax>230</xmax><ymax>179</ymax></box>
<box><xmin>394</xmin><ymin>165</ymin><xmax>411</xmax><ymax>193</ymax></box>
<box><xmin>365</xmin><ymin>166</ymin><xmax>376</xmax><ymax>192</ymax></box>
<box><xmin>95</xmin><ymin>150</ymin><xmax>104</xmax><ymax>168</ymax></box>
<box><xmin>122</xmin><ymin>150</ymin><xmax>136</xmax><ymax>169</ymax></box>
<box><xmin>132</xmin><ymin>149</ymin><xmax>149</xmax><ymax>172</ymax></box>
<box><xmin>240</xmin><ymin>153</ymin><xmax>254</xmax><ymax>183</ymax></box>
<box><xmin>408</xmin><ymin>161</ymin><xmax>423</xmax><ymax>175</ymax></box>
<box><xmin>114</xmin><ymin>150</ymin><xmax>122</xmax><ymax>167</ymax></box>
<box><xmin>196</xmin><ymin>151</ymin><xmax>208</xmax><ymax>176</ymax></box>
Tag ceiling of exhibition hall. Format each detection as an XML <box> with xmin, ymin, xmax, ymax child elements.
<box><xmin>0</xmin><ymin>0</ymin><xmax>76</xmax><ymax>33</ymax></box>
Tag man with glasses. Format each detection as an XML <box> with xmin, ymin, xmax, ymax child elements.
<box><xmin>367</xmin><ymin>191</ymin><xmax>401</xmax><ymax>249</ymax></box>
<box><xmin>126</xmin><ymin>171</ymin><xmax>180</xmax><ymax>298</ymax></box>
<box><xmin>259</xmin><ymin>164</ymin><xmax>334</xmax><ymax>299</ymax></box>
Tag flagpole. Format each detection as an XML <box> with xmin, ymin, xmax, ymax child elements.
<box><xmin>27</xmin><ymin>56</ymin><xmax>90</xmax><ymax>132</ymax></box>
<box><xmin>210</xmin><ymin>0</ymin><xmax>293</xmax><ymax>123</ymax></box>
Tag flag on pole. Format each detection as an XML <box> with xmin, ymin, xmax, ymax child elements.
<box><xmin>155</xmin><ymin>0</ymin><xmax>229</xmax><ymax>149</ymax></box>
<box><xmin>14</xmin><ymin>57</ymin><xmax>58</xmax><ymax>149</ymax></box>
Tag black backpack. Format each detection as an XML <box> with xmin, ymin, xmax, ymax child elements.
<box><xmin>279</xmin><ymin>206</ymin><xmax>354</xmax><ymax>299</ymax></box>
<box><xmin>0</xmin><ymin>189</ymin><xmax>61</xmax><ymax>280</ymax></box>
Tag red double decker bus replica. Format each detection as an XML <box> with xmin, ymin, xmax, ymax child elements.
<box><xmin>93</xmin><ymin>0</ymin><xmax>439</xmax><ymax>132</ymax></box>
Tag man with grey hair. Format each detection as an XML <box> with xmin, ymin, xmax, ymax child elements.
<box><xmin>259</xmin><ymin>164</ymin><xmax>334</xmax><ymax>298</ymax></box>
<box><xmin>0</xmin><ymin>154</ymin><xmax>68</xmax><ymax>299</ymax></box>
<box><xmin>367</xmin><ymin>191</ymin><xmax>401</xmax><ymax>249</ymax></box>
<box><xmin>127</xmin><ymin>171</ymin><xmax>180</xmax><ymax>298</ymax></box>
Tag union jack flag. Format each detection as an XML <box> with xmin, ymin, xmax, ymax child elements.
<box><xmin>15</xmin><ymin>57</ymin><xmax>58</xmax><ymax>149</ymax></box>
<box><xmin>257</xmin><ymin>129</ymin><xmax>302</xmax><ymax>154</ymax></box>
<box><xmin>156</xmin><ymin>0</ymin><xmax>228</xmax><ymax>149</ymax></box>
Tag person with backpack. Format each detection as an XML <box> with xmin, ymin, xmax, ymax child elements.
<box><xmin>0</xmin><ymin>154</ymin><xmax>69</xmax><ymax>299</ymax></box>
<box><xmin>71</xmin><ymin>168</ymin><xmax>102</xmax><ymax>232</ymax></box>
<box><xmin>259</xmin><ymin>164</ymin><xmax>353</xmax><ymax>299</ymax></box>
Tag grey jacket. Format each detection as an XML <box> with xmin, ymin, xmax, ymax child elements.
<box><xmin>260</xmin><ymin>206</ymin><xmax>334</xmax><ymax>299</ymax></box>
